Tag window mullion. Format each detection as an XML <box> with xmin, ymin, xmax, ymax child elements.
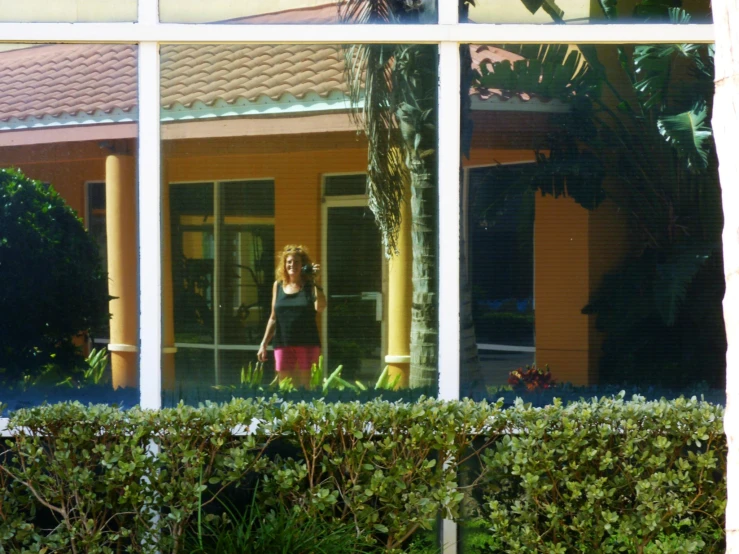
<box><xmin>138</xmin><ymin>40</ymin><xmax>162</xmax><ymax>410</ymax></box>
<box><xmin>438</xmin><ymin>41</ymin><xmax>461</xmax><ymax>402</ymax></box>
<box><xmin>439</xmin><ymin>0</ymin><xmax>459</xmax><ymax>25</ymax></box>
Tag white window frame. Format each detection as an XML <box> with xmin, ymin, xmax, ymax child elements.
<box><xmin>0</xmin><ymin>1</ymin><xmax>716</xmax><ymax>548</ymax></box>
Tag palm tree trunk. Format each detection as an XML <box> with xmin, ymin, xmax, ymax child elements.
<box><xmin>713</xmin><ymin>0</ymin><xmax>739</xmax><ymax>550</ymax></box>
<box><xmin>409</xmin><ymin>152</ymin><xmax>438</xmax><ymax>387</ymax></box>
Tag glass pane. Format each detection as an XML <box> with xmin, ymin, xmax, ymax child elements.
<box><xmin>161</xmin><ymin>43</ymin><xmax>439</xmax><ymax>403</ymax></box>
<box><xmin>0</xmin><ymin>0</ymin><xmax>136</xmax><ymax>22</ymax></box>
<box><xmin>326</xmin><ymin>206</ymin><xmax>383</xmax><ymax>381</ymax></box>
<box><xmin>160</xmin><ymin>0</ymin><xmax>437</xmax><ymax>24</ymax></box>
<box><xmin>325</xmin><ymin>174</ymin><xmax>367</xmax><ymax>196</ymax></box>
<box><xmin>0</xmin><ymin>44</ymin><xmax>139</xmax><ymax>413</ymax></box>
<box><xmin>462</xmin><ymin>0</ymin><xmax>711</xmax><ymax>24</ymax></box>
<box><xmin>459</xmin><ymin>42</ymin><xmax>723</xmax><ymax>408</ymax></box>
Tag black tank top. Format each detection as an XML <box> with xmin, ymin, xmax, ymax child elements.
<box><xmin>274</xmin><ymin>282</ymin><xmax>321</xmax><ymax>348</ymax></box>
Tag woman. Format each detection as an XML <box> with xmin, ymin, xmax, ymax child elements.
<box><xmin>257</xmin><ymin>244</ymin><xmax>326</xmax><ymax>388</ymax></box>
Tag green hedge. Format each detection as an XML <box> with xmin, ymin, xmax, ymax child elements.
<box><xmin>0</xmin><ymin>396</ymin><xmax>726</xmax><ymax>553</ymax></box>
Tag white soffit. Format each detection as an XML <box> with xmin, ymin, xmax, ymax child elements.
<box><xmin>0</xmin><ymin>108</ymin><xmax>137</xmax><ymax>131</ymax></box>
<box><xmin>160</xmin><ymin>91</ymin><xmax>351</xmax><ymax>122</ymax></box>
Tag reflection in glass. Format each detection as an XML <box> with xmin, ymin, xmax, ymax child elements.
<box><xmin>0</xmin><ymin>0</ymin><xmax>136</xmax><ymax>22</ymax></box>
<box><xmin>0</xmin><ymin>44</ymin><xmax>139</xmax><ymax>411</ymax></box>
<box><xmin>160</xmin><ymin>0</ymin><xmax>437</xmax><ymax>24</ymax></box>
<box><xmin>460</xmin><ymin>42</ymin><xmax>723</xmax><ymax>402</ymax></box>
<box><xmin>161</xmin><ymin>43</ymin><xmax>438</xmax><ymax>403</ymax></box>
<box><xmin>462</xmin><ymin>0</ymin><xmax>712</xmax><ymax>24</ymax></box>
<box><xmin>169</xmin><ymin>181</ymin><xmax>276</xmax><ymax>388</ymax></box>
<box><xmin>467</xmin><ymin>165</ymin><xmax>535</xmax><ymax>390</ymax></box>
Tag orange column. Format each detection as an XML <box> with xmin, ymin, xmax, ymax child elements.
<box><xmin>534</xmin><ymin>194</ymin><xmax>592</xmax><ymax>385</ymax></box>
<box><xmin>386</xmin><ymin>184</ymin><xmax>412</xmax><ymax>388</ymax></box>
<box><xmin>106</xmin><ymin>154</ymin><xmax>138</xmax><ymax>389</ymax></box>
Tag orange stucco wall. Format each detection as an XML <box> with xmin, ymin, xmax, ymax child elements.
<box><xmin>535</xmin><ymin>195</ymin><xmax>592</xmax><ymax>385</ymax></box>
<box><xmin>165</xmin><ymin>133</ymin><xmax>368</xmax><ymax>261</ymax></box>
<box><xmin>0</xmin><ymin>124</ymin><xmax>633</xmax><ymax>387</ymax></box>
<box><xmin>0</xmin><ymin>141</ymin><xmax>108</xmax><ymax>218</ymax></box>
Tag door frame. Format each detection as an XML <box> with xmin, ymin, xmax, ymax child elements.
<box><xmin>169</xmin><ymin>178</ymin><xmax>275</xmax><ymax>385</ymax></box>
<box><xmin>462</xmin><ymin>161</ymin><xmax>537</xmax><ymax>359</ymax></box>
<box><xmin>321</xmin><ymin>173</ymin><xmax>388</xmax><ymax>378</ymax></box>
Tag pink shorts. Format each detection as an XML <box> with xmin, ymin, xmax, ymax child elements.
<box><xmin>274</xmin><ymin>346</ymin><xmax>321</xmax><ymax>372</ymax></box>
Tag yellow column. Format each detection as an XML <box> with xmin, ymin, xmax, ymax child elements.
<box><xmin>106</xmin><ymin>154</ymin><xmax>138</xmax><ymax>389</ymax></box>
<box><xmin>161</xmin><ymin>167</ymin><xmax>177</xmax><ymax>389</ymax></box>
<box><xmin>386</xmin><ymin>185</ymin><xmax>413</xmax><ymax>388</ymax></box>
<box><xmin>534</xmin><ymin>194</ymin><xmax>591</xmax><ymax>385</ymax></box>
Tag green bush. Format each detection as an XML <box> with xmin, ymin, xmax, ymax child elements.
<box><xmin>464</xmin><ymin>395</ymin><xmax>726</xmax><ymax>553</ymax></box>
<box><xmin>0</xmin><ymin>396</ymin><xmax>726</xmax><ymax>553</ymax></box>
<box><xmin>0</xmin><ymin>168</ymin><xmax>110</xmax><ymax>385</ymax></box>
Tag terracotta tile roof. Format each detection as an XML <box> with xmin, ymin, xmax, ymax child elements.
<box><xmin>160</xmin><ymin>44</ymin><xmax>348</xmax><ymax>109</ymax></box>
<box><xmin>0</xmin><ymin>43</ymin><xmax>137</xmax><ymax>124</ymax></box>
<box><xmin>223</xmin><ymin>3</ymin><xmax>340</xmax><ymax>24</ymax></box>
<box><xmin>0</xmin><ymin>39</ymin><xmax>554</xmax><ymax>128</ymax></box>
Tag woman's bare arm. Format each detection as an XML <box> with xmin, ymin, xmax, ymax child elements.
<box><xmin>257</xmin><ymin>281</ymin><xmax>278</xmax><ymax>361</ymax></box>
<box><xmin>314</xmin><ymin>284</ymin><xmax>327</xmax><ymax>313</ymax></box>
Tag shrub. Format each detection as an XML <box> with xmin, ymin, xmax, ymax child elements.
<box><xmin>465</xmin><ymin>395</ymin><xmax>726</xmax><ymax>553</ymax></box>
<box><xmin>0</xmin><ymin>168</ymin><xmax>110</xmax><ymax>385</ymax></box>
<box><xmin>0</xmin><ymin>396</ymin><xmax>726</xmax><ymax>553</ymax></box>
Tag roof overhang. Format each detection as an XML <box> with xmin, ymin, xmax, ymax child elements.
<box><xmin>0</xmin><ymin>93</ymin><xmax>569</xmax><ymax>147</ymax></box>
<box><xmin>0</xmin><ymin>122</ymin><xmax>137</xmax><ymax>147</ymax></box>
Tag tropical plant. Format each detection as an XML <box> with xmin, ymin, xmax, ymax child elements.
<box><xmin>472</xmin><ymin>0</ymin><xmax>723</xmax><ymax>387</ymax></box>
<box><xmin>0</xmin><ymin>169</ymin><xmax>110</xmax><ymax>385</ymax></box>
<box><xmin>56</xmin><ymin>347</ymin><xmax>110</xmax><ymax>388</ymax></box>
<box><xmin>338</xmin><ymin>1</ymin><xmax>439</xmax><ymax>387</ymax></box>
<box><xmin>186</xmin><ymin>485</ymin><xmax>375</xmax><ymax>554</ymax></box>
<box><xmin>507</xmin><ymin>364</ymin><xmax>556</xmax><ymax>391</ymax></box>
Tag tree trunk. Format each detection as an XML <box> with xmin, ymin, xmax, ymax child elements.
<box><xmin>713</xmin><ymin>0</ymin><xmax>739</xmax><ymax>551</ymax></box>
<box><xmin>409</xmin><ymin>152</ymin><xmax>439</xmax><ymax>387</ymax></box>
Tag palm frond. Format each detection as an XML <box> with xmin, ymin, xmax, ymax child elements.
<box><xmin>340</xmin><ymin>15</ymin><xmax>407</xmax><ymax>253</ymax></box>
<box><xmin>473</xmin><ymin>45</ymin><xmax>599</xmax><ymax>102</ymax></box>
<box><xmin>597</xmin><ymin>0</ymin><xmax>619</xmax><ymax>19</ymax></box>
<box><xmin>657</xmin><ymin>101</ymin><xmax>713</xmax><ymax>172</ymax></box>
<box><xmin>654</xmin><ymin>240</ymin><xmax>718</xmax><ymax>325</ymax></box>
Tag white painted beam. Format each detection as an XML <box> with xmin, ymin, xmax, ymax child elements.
<box><xmin>0</xmin><ymin>22</ymin><xmax>714</xmax><ymax>45</ymax></box>
<box><xmin>137</xmin><ymin>40</ymin><xmax>162</xmax><ymax>410</ymax></box>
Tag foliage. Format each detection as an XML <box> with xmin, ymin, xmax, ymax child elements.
<box><xmin>0</xmin><ymin>399</ymin><xmax>275</xmax><ymax>553</ymax></box>
<box><xmin>185</xmin><ymin>486</ymin><xmax>376</xmax><ymax>554</ymax></box>
<box><xmin>216</xmin><ymin>359</ymin><xmax>400</xmax><ymax>396</ymax></box>
<box><xmin>0</xmin><ymin>169</ymin><xmax>110</xmax><ymax>385</ymax></box>
<box><xmin>56</xmin><ymin>347</ymin><xmax>110</xmax><ymax>388</ymax></box>
<box><xmin>0</xmin><ymin>397</ymin><xmax>726</xmax><ymax>553</ymax></box>
<box><xmin>472</xmin><ymin>2</ymin><xmax>723</xmax><ymax>387</ymax></box>
<box><xmin>464</xmin><ymin>395</ymin><xmax>725</xmax><ymax>553</ymax></box>
<box><xmin>339</xmin><ymin>0</ymin><xmax>440</xmax><ymax>387</ymax></box>
<box><xmin>507</xmin><ymin>364</ymin><xmax>556</xmax><ymax>391</ymax></box>
<box><xmin>259</xmin><ymin>398</ymin><xmax>497</xmax><ymax>551</ymax></box>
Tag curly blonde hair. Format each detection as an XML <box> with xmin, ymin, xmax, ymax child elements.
<box><xmin>275</xmin><ymin>244</ymin><xmax>313</xmax><ymax>283</ymax></box>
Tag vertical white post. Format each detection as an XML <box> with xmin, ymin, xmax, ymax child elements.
<box><xmin>437</xmin><ymin>40</ymin><xmax>461</xmax><ymax>403</ymax></box>
<box><xmin>138</xmin><ymin>0</ymin><xmax>162</xmax><ymax>410</ymax></box>
<box><xmin>438</xmin><ymin>0</ymin><xmax>459</xmax><ymax>25</ymax></box>
<box><xmin>438</xmin><ymin>0</ymin><xmax>461</xmax><ymax>547</ymax></box>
